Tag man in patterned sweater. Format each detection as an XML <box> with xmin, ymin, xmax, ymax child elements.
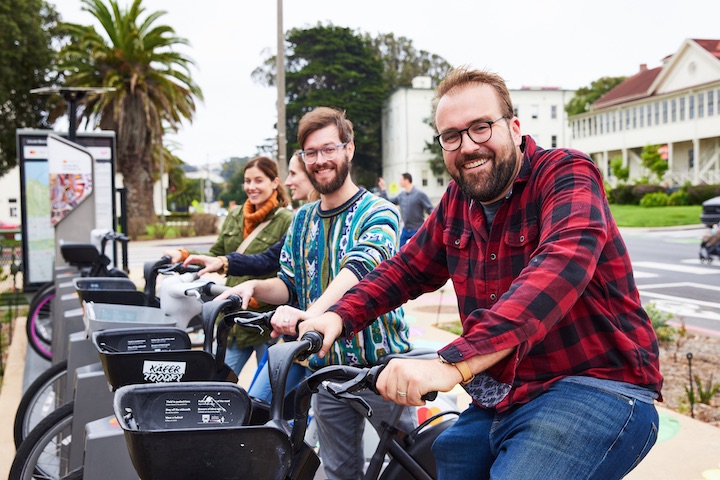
<box><xmin>300</xmin><ymin>68</ymin><xmax>663</xmax><ymax>480</ymax></box>
<box><xmin>219</xmin><ymin>106</ymin><xmax>413</xmax><ymax>480</ymax></box>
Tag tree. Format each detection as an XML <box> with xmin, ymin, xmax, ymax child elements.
<box><xmin>55</xmin><ymin>0</ymin><xmax>203</xmax><ymax>235</ymax></box>
<box><xmin>565</xmin><ymin>76</ymin><xmax>626</xmax><ymax>116</ymax></box>
<box><xmin>0</xmin><ymin>0</ymin><xmax>60</xmax><ymax>175</ymax></box>
<box><xmin>641</xmin><ymin>144</ymin><xmax>668</xmax><ymax>183</ymax></box>
<box><xmin>362</xmin><ymin>33</ymin><xmax>452</xmax><ymax>91</ymax></box>
<box><xmin>252</xmin><ymin>24</ymin><xmax>452</xmax><ymax>187</ymax></box>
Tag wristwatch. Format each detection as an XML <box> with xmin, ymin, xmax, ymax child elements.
<box><xmin>438</xmin><ymin>354</ymin><xmax>475</xmax><ymax>385</ymax></box>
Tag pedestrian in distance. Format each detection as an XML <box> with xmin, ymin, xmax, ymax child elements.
<box><xmin>377</xmin><ymin>172</ymin><xmax>433</xmax><ymax>246</ymax></box>
<box><xmin>300</xmin><ymin>66</ymin><xmax>663</xmax><ymax>480</ymax></box>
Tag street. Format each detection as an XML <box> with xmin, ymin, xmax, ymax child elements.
<box><xmin>621</xmin><ymin>226</ymin><xmax>720</xmax><ymax>336</ymax></box>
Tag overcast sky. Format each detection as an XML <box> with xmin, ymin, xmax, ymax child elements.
<box><xmin>50</xmin><ymin>0</ymin><xmax>720</xmax><ymax>166</ymax></box>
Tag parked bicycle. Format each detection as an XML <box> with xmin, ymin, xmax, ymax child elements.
<box><xmin>26</xmin><ymin>230</ymin><xmax>130</xmax><ymax>360</ymax></box>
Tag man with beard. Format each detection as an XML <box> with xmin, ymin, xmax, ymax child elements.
<box><xmin>218</xmin><ymin>106</ymin><xmax>414</xmax><ymax>480</ymax></box>
<box><xmin>299</xmin><ymin>67</ymin><xmax>663</xmax><ymax>480</ymax></box>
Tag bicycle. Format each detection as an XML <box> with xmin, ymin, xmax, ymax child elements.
<box><xmin>112</xmin><ymin>305</ymin><xmax>458</xmax><ymax>480</ymax></box>
<box><xmin>12</xmin><ymin>257</ymin><xmax>202</xmax><ymax>448</ymax></box>
<box><xmin>26</xmin><ymin>230</ymin><xmax>131</xmax><ymax>360</ymax></box>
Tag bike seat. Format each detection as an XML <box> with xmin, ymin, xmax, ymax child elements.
<box><xmin>61</xmin><ymin>243</ymin><xmax>101</xmax><ymax>267</ymax></box>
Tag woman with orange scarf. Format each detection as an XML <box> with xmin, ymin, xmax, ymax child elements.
<box><xmin>197</xmin><ymin>156</ymin><xmax>292</xmax><ymax>374</ymax></box>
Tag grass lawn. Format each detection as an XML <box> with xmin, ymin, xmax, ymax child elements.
<box><xmin>609</xmin><ymin>205</ymin><xmax>703</xmax><ymax>227</ymax></box>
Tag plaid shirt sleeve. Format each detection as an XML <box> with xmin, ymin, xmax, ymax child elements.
<box><xmin>331</xmin><ymin>136</ymin><xmax>662</xmax><ymax>410</ymax></box>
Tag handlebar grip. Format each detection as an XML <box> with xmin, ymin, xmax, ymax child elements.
<box><xmin>204</xmin><ymin>283</ymin><xmax>230</xmax><ymax>298</ymax></box>
<box><xmin>421</xmin><ymin>391</ymin><xmax>438</xmax><ymax>401</ymax></box>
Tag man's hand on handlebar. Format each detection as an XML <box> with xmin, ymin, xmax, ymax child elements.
<box><xmin>377</xmin><ymin>358</ymin><xmax>460</xmax><ymax>407</ymax></box>
<box><xmin>297</xmin><ymin>312</ymin><xmax>344</xmax><ymax>359</ymax></box>
<box><xmin>183</xmin><ymin>254</ymin><xmax>223</xmax><ymax>276</ymax></box>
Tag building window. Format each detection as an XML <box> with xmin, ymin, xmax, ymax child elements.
<box><xmin>551</xmin><ymin>105</ymin><xmax>557</xmax><ymax>119</ymax></box>
<box><xmin>514</xmin><ymin>106</ymin><xmax>520</xmax><ymax>117</ymax></box>
<box><xmin>436</xmin><ymin>177</ymin><xmax>444</xmax><ymax>187</ymax></box>
<box><xmin>662</xmin><ymin>101</ymin><xmax>668</xmax><ymax>123</ymax></box>
<box><xmin>671</xmin><ymin>99</ymin><xmax>677</xmax><ymax>122</ymax></box>
<box><xmin>10</xmin><ymin>207</ymin><xmax>18</xmax><ymax>218</ymax></box>
<box><xmin>612</xmin><ymin>112</ymin><xmax>616</xmax><ymax>132</ymax></box>
<box><xmin>647</xmin><ymin>104</ymin><xmax>652</xmax><ymax>126</ymax></box>
<box><xmin>551</xmin><ymin>135</ymin><xmax>557</xmax><ymax>148</ymax></box>
<box><xmin>599</xmin><ymin>114</ymin><xmax>604</xmax><ymax>134</ymax></box>
<box><xmin>689</xmin><ymin>95</ymin><xmax>695</xmax><ymax>119</ymax></box>
<box><xmin>531</xmin><ymin>105</ymin><xmax>539</xmax><ymax>119</ymax></box>
<box><xmin>639</xmin><ymin>106</ymin><xmax>644</xmax><ymax>127</ymax></box>
<box><xmin>698</xmin><ymin>93</ymin><xmax>704</xmax><ymax>118</ymax></box>
<box><xmin>626</xmin><ymin>110</ymin><xmax>631</xmax><ymax>129</ymax></box>
<box><xmin>655</xmin><ymin>102</ymin><xmax>660</xmax><ymax>124</ymax></box>
<box><xmin>709</xmin><ymin>90</ymin><xmax>714</xmax><ymax>116</ymax></box>
<box><xmin>680</xmin><ymin>97</ymin><xmax>686</xmax><ymax>121</ymax></box>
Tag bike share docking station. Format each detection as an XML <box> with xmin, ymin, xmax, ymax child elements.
<box><xmin>22</xmin><ymin>133</ymin><xmax>138</xmax><ymax>477</ymax></box>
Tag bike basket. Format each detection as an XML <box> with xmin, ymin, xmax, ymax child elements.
<box><xmin>92</xmin><ymin>328</ymin><xmax>217</xmax><ymax>390</ymax></box>
<box><xmin>114</xmin><ymin>382</ymin><xmax>294</xmax><ymax>480</ymax></box>
<box><xmin>83</xmin><ymin>301</ymin><xmax>175</xmax><ymax>336</ymax></box>
<box><xmin>74</xmin><ymin>277</ymin><xmax>146</xmax><ymax>305</ymax></box>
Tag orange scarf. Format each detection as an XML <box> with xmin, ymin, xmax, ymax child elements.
<box><xmin>243</xmin><ymin>190</ymin><xmax>279</xmax><ymax>238</ymax></box>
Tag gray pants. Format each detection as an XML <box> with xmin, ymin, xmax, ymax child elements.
<box><xmin>313</xmin><ymin>387</ymin><xmax>417</xmax><ymax>480</ymax></box>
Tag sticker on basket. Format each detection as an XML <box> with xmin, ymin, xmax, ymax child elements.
<box><xmin>197</xmin><ymin>395</ymin><xmax>231</xmax><ymax>424</ymax></box>
<box><xmin>142</xmin><ymin>360</ymin><xmax>187</xmax><ymax>382</ymax></box>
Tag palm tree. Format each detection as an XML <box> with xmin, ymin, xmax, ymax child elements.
<box><xmin>55</xmin><ymin>0</ymin><xmax>202</xmax><ymax>235</ymax></box>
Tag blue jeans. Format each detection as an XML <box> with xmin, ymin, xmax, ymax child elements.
<box><xmin>224</xmin><ymin>340</ymin><xmax>270</xmax><ymax>376</ymax></box>
<box><xmin>247</xmin><ymin>350</ymin><xmax>309</xmax><ymax>403</ymax></box>
<box><xmin>432</xmin><ymin>381</ymin><xmax>658</xmax><ymax>480</ymax></box>
<box><xmin>400</xmin><ymin>228</ymin><xmax>417</xmax><ymax>246</ymax></box>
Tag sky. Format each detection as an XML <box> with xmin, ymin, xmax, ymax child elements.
<box><xmin>49</xmin><ymin>0</ymin><xmax>720</xmax><ymax>166</ymax></box>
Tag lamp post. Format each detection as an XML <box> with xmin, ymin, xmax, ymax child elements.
<box><xmin>30</xmin><ymin>86</ymin><xmax>115</xmax><ymax>142</ymax></box>
<box><xmin>276</xmin><ymin>0</ymin><xmax>287</xmax><ymax>178</ymax></box>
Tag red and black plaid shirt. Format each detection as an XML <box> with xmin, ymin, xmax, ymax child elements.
<box><xmin>331</xmin><ymin>136</ymin><xmax>663</xmax><ymax>411</ymax></box>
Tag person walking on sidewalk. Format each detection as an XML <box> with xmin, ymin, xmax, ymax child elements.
<box><xmin>377</xmin><ymin>173</ymin><xmax>433</xmax><ymax>246</ymax></box>
<box><xmin>301</xmin><ymin>67</ymin><xmax>663</xmax><ymax>480</ymax></box>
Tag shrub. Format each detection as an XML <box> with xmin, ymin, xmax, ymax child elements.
<box><xmin>646</xmin><ymin>302</ymin><xmax>677</xmax><ymax>348</ymax></box>
<box><xmin>192</xmin><ymin>213</ymin><xmax>218</xmax><ymax>236</ymax></box>
<box><xmin>668</xmin><ymin>190</ymin><xmax>691</xmax><ymax>206</ymax></box>
<box><xmin>147</xmin><ymin>222</ymin><xmax>171</xmax><ymax>239</ymax></box>
<box><xmin>687</xmin><ymin>184</ymin><xmax>720</xmax><ymax>205</ymax></box>
<box><xmin>640</xmin><ymin>192</ymin><xmax>670</xmax><ymax>208</ymax></box>
<box><xmin>609</xmin><ymin>184</ymin><xmax>637</xmax><ymax>205</ymax></box>
<box><xmin>632</xmin><ymin>184</ymin><xmax>664</xmax><ymax>202</ymax></box>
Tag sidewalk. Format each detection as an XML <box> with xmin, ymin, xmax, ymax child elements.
<box><xmin>2</xmin><ymin>236</ymin><xmax>720</xmax><ymax>479</ymax></box>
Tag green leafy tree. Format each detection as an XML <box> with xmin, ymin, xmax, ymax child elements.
<box><xmin>252</xmin><ymin>24</ymin><xmax>452</xmax><ymax>186</ymax></box>
<box><xmin>641</xmin><ymin>144</ymin><xmax>668</xmax><ymax>183</ymax></box>
<box><xmin>217</xmin><ymin>168</ymin><xmax>248</xmax><ymax>207</ymax></box>
<box><xmin>220</xmin><ymin>156</ymin><xmax>250</xmax><ymax>182</ymax></box>
<box><xmin>362</xmin><ymin>33</ymin><xmax>452</xmax><ymax>91</ymax></box>
<box><xmin>423</xmin><ymin>115</ymin><xmax>446</xmax><ymax>178</ymax></box>
<box><xmin>565</xmin><ymin>76</ymin><xmax>627</xmax><ymax>116</ymax></box>
<box><xmin>610</xmin><ymin>155</ymin><xmax>629</xmax><ymax>182</ymax></box>
<box><xmin>0</xmin><ymin>0</ymin><xmax>60</xmax><ymax>175</ymax></box>
<box><xmin>55</xmin><ymin>0</ymin><xmax>203</xmax><ymax>234</ymax></box>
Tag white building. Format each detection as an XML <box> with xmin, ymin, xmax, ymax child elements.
<box><xmin>0</xmin><ymin>166</ymin><xmax>21</xmax><ymax>225</ymax></box>
<box><xmin>381</xmin><ymin>77</ymin><xmax>575</xmax><ymax>203</ymax></box>
<box><xmin>569</xmin><ymin>38</ymin><xmax>720</xmax><ymax>186</ymax></box>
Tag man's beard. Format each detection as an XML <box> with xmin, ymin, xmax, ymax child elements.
<box><xmin>309</xmin><ymin>155</ymin><xmax>350</xmax><ymax>195</ymax></box>
<box><xmin>450</xmin><ymin>146</ymin><xmax>517</xmax><ymax>203</ymax></box>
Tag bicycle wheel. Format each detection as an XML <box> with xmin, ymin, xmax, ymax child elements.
<box><xmin>14</xmin><ymin>360</ymin><xmax>69</xmax><ymax>448</ymax></box>
<box><xmin>9</xmin><ymin>401</ymin><xmax>75</xmax><ymax>480</ymax></box>
<box><xmin>26</xmin><ymin>286</ymin><xmax>55</xmax><ymax>361</ymax></box>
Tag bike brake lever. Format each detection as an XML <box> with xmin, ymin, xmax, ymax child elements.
<box><xmin>324</xmin><ymin>380</ymin><xmax>374</xmax><ymax>417</ymax></box>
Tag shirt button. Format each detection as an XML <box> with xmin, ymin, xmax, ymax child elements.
<box><xmin>455</xmin><ymin>239</ymin><xmax>460</xmax><ymax>245</ymax></box>
<box><xmin>489</xmin><ymin>253</ymin><xmax>497</xmax><ymax>261</ymax></box>
<box><xmin>520</xmin><ymin>235</ymin><xmax>525</xmax><ymax>242</ymax></box>
<box><xmin>490</xmin><ymin>293</ymin><xmax>497</xmax><ymax>301</ymax></box>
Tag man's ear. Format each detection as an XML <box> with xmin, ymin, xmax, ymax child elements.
<box><xmin>346</xmin><ymin>141</ymin><xmax>355</xmax><ymax>161</ymax></box>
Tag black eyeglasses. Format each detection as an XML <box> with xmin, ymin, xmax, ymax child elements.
<box><xmin>299</xmin><ymin>143</ymin><xmax>349</xmax><ymax>164</ymax></box>
<box><xmin>434</xmin><ymin>117</ymin><xmax>507</xmax><ymax>152</ymax></box>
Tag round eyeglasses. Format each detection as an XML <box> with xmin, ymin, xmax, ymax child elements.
<box><xmin>299</xmin><ymin>143</ymin><xmax>349</xmax><ymax>164</ymax></box>
<box><xmin>434</xmin><ymin>117</ymin><xmax>507</xmax><ymax>152</ymax></box>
